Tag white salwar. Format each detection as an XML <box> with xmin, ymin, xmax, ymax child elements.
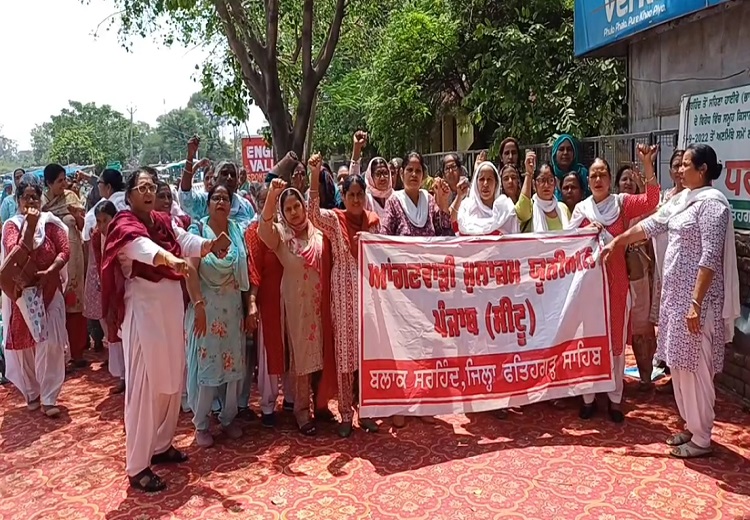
<box><xmin>1</xmin><ymin>213</ymin><xmax>70</xmax><ymax>407</ymax></box>
<box><xmin>100</xmin><ymin>319</ymin><xmax>125</xmax><ymax>380</ymax></box>
<box><xmin>118</xmin><ymin>224</ymin><xmax>207</xmax><ymax>477</ymax></box>
<box><xmin>672</xmin><ymin>307</ymin><xmax>716</xmax><ymax>449</ymax></box>
<box><xmin>256</xmin><ymin>321</ymin><xmax>294</xmax><ymax>415</ymax></box>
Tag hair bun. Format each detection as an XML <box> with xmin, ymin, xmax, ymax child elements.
<box><xmin>710</xmin><ymin>161</ymin><xmax>723</xmax><ymax>181</ymax></box>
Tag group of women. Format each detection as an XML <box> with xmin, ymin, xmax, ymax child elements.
<box><xmin>0</xmin><ymin>131</ymin><xmax>738</xmax><ymax>493</ymax></box>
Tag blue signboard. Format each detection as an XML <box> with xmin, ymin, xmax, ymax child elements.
<box><xmin>574</xmin><ymin>0</ymin><xmax>728</xmax><ymax>56</ymax></box>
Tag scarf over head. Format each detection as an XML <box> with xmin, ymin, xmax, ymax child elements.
<box><xmin>531</xmin><ymin>193</ymin><xmax>570</xmax><ymax>232</ymax></box>
<box><xmin>279</xmin><ymin>187</ymin><xmax>323</xmax><ymax>273</ymax></box>
<box><xmin>552</xmin><ymin>134</ymin><xmax>590</xmax><ymax>200</ymax></box>
<box><xmin>457</xmin><ymin>161</ymin><xmax>519</xmax><ymax>235</ymax></box>
<box><xmin>650</xmin><ymin>187</ymin><xmax>740</xmax><ymax>341</ymax></box>
<box><xmin>101</xmin><ymin>210</ymin><xmax>183</xmax><ymax>340</ymax></box>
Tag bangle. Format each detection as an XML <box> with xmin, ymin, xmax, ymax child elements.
<box><xmin>193</xmin><ymin>299</ymin><xmax>205</xmax><ymax>307</ymax></box>
<box><xmin>645</xmin><ymin>176</ymin><xmax>656</xmax><ymax>183</ymax></box>
<box><xmin>691</xmin><ymin>298</ymin><xmax>702</xmax><ymax>309</ymax></box>
<box><xmin>262</xmin><ymin>213</ymin><xmax>274</xmax><ymax>222</ymax></box>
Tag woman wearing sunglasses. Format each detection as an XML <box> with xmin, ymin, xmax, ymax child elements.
<box><xmin>101</xmin><ymin>167</ymin><xmax>230</xmax><ymax>493</ymax></box>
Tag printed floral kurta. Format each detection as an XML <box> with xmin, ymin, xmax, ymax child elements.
<box><xmin>259</xmin><ymin>222</ymin><xmax>324</xmax><ymax>376</ymax></box>
<box><xmin>576</xmin><ymin>183</ymin><xmax>660</xmax><ymax>356</ymax></box>
<box><xmin>641</xmin><ymin>199</ymin><xmax>729</xmax><ymax>374</ymax></box>
<box><xmin>308</xmin><ymin>194</ymin><xmax>379</xmax><ymax>374</ymax></box>
<box><xmin>184</xmin><ymin>222</ymin><xmax>247</xmax><ymax>389</ymax></box>
<box><xmin>380</xmin><ymin>195</ymin><xmax>452</xmax><ymax>236</ymax></box>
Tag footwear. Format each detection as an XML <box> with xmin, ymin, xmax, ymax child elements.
<box><xmin>608</xmin><ymin>403</ymin><xmax>625</xmax><ymax>423</ymax></box>
<box><xmin>670</xmin><ymin>441</ymin><xmax>712</xmax><ymax>459</ymax></box>
<box><xmin>72</xmin><ymin>359</ymin><xmax>89</xmax><ymax>369</ymax></box>
<box><xmin>637</xmin><ymin>381</ymin><xmax>654</xmax><ymax>392</ymax></box>
<box><xmin>495</xmin><ymin>409</ymin><xmax>509</xmax><ymax>419</ymax></box>
<box><xmin>282</xmin><ymin>400</ymin><xmax>294</xmax><ymax>412</ymax></box>
<box><xmin>42</xmin><ymin>405</ymin><xmax>61</xmax><ymax>417</ymax></box>
<box><xmin>109</xmin><ymin>380</ymin><xmax>126</xmax><ymax>395</ymax></box>
<box><xmin>261</xmin><ymin>413</ymin><xmax>276</xmax><ymax>428</ymax></box>
<box><xmin>151</xmin><ymin>446</ymin><xmax>189</xmax><ymax>465</ymax></box>
<box><xmin>129</xmin><ymin>468</ymin><xmax>166</xmax><ymax>493</ymax></box>
<box><xmin>315</xmin><ymin>408</ymin><xmax>337</xmax><ymax>423</ymax></box>
<box><xmin>238</xmin><ymin>407</ymin><xmax>258</xmax><ymax>421</ymax></box>
<box><xmin>221</xmin><ymin>423</ymin><xmax>243</xmax><ymax>440</ymax></box>
<box><xmin>299</xmin><ymin>422</ymin><xmax>317</xmax><ymax>436</ymax></box>
<box><xmin>338</xmin><ymin>422</ymin><xmax>353</xmax><ymax>438</ymax></box>
<box><xmin>359</xmin><ymin>418</ymin><xmax>379</xmax><ymax>433</ymax></box>
<box><xmin>195</xmin><ymin>430</ymin><xmax>214</xmax><ymax>448</ymax></box>
<box><xmin>666</xmin><ymin>431</ymin><xmax>693</xmax><ymax>447</ymax></box>
<box><xmin>27</xmin><ymin>398</ymin><xmax>41</xmax><ymax>411</ymax></box>
<box><xmin>392</xmin><ymin>415</ymin><xmax>406</xmax><ymax>428</ymax></box>
<box><xmin>579</xmin><ymin>402</ymin><xmax>597</xmax><ymax>420</ymax></box>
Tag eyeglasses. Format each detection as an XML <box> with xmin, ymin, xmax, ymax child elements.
<box><xmin>535</xmin><ymin>177</ymin><xmax>556</xmax><ymax>186</ymax></box>
<box><xmin>373</xmin><ymin>170</ymin><xmax>390</xmax><ymax>179</ymax></box>
<box><xmin>131</xmin><ymin>184</ymin><xmax>158</xmax><ymax>194</ymax></box>
<box><xmin>443</xmin><ymin>164</ymin><xmax>459</xmax><ymax>173</ymax></box>
<box><xmin>210</xmin><ymin>195</ymin><xmax>231</xmax><ymax>203</ymax></box>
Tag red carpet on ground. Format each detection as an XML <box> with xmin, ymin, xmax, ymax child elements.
<box><xmin>1</xmin><ymin>353</ymin><xmax>749</xmax><ymax>520</ymax></box>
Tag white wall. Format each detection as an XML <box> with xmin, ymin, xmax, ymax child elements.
<box><xmin>628</xmin><ymin>1</ymin><xmax>750</xmax><ymax>133</ymax></box>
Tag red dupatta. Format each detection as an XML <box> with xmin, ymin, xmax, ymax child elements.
<box><xmin>101</xmin><ymin>210</ymin><xmax>183</xmax><ymax>341</ymax></box>
<box><xmin>333</xmin><ymin>208</ymin><xmax>380</xmax><ymax>260</ymax></box>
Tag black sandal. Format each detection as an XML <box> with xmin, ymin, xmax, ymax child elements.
<box><xmin>315</xmin><ymin>408</ymin><xmax>337</xmax><ymax>423</ymax></box>
<box><xmin>150</xmin><ymin>446</ymin><xmax>189</xmax><ymax>466</ymax></box>
<box><xmin>299</xmin><ymin>422</ymin><xmax>317</xmax><ymax>436</ymax></box>
<box><xmin>128</xmin><ymin>468</ymin><xmax>166</xmax><ymax>493</ymax></box>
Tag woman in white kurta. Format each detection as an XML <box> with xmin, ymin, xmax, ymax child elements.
<box><xmin>101</xmin><ymin>168</ymin><xmax>228</xmax><ymax>492</ymax></box>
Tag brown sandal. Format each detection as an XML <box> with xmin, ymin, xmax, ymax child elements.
<box><xmin>129</xmin><ymin>468</ymin><xmax>166</xmax><ymax>492</ymax></box>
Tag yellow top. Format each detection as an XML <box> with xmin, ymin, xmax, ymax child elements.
<box><xmin>516</xmin><ymin>193</ymin><xmax>570</xmax><ymax>232</ymax></box>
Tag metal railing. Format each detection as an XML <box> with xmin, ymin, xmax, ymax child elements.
<box><xmin>423</xmin><ymin>130</ymin><xmax>680</xmax><ymax>187</ymax></box>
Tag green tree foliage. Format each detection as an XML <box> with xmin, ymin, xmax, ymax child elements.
<box><xmin>310</xmin><ymin>0</ymin><xmax>626</xmax><ymax>155</ymax></box>
<box><xmin>30</xmin><ymin>101</ymin><xmax>134</xmax><ymax>168</ymax></box>
<box><xmin>463</xmin><ymin>0</ymin><xmax>627</xmax><ymax>147</ymax></box>
<box><xmin>140</xmin><ymin>102</ymin><xmax>233</xmax><ymax>164</ymax></box>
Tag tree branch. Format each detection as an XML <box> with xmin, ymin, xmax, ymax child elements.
<box><xmin>266</xmin><ymin>0</ymin><xmax>279</xmax><ymax>63</ymax></box>
<box><xmin>301</xmin><ymin>0</ymin><xmax>314</xmax><ymax>78</ymax></box>
<box><xmin>314</xmin><ymin>0</ymin><xmax>346</xmax><ymax>82</ymax></box>
<box><xmin>224</xmin><ymin>0</ymin><xmax>267</xmax><ymax>69</ymax></box>
<box><xmin>213</xmin><ymin>0</ymin><xmax>267</xmax><ymax>114</ymax></box>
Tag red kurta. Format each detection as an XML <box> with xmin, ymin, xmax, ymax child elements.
<box><xmin>2</xmin><ymin>221</ymin><xmax>70</xmax><ymax>350</ymax></box>
<box><xmin>577</xmin><ymin>183</ymin><xmax>660</xmax><ymax>356</ymax></box>
<box><xmin>246</xmin><ymin>222</ymin><xmax>285</xmax><ymax>375</ymax></box>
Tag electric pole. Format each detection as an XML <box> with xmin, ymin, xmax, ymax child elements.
<box><xmin>127</xmin><ymin>104</ymin><xmax>137</xmax><ymax>164</ymax></box>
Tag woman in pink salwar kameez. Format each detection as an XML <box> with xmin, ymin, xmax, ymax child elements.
<box><xmin>566</xmin><ymin>144</ymin><xmax>660</xmax><ymax>423</ymax></box>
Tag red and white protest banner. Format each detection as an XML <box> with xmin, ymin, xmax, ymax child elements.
<box><xmin>358</xmin><ymin>232</ymin><xmax>615</xmax><ymax>418</ymax></box>
<box><xmin>241</xmin><ymin>136</ymin><xmax>274</xmax><ymax>182</ymax></box>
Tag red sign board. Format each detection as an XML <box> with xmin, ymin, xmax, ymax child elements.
<box><xmin>241</xmin><ymin>136</ymin><xmax>275</xmax><ymax>183</ymax></box>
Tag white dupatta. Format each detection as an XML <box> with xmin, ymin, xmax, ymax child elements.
<box><xmin>393</xmin><ymin>189</ymin><xmax>429</xmax><ymax>228</ymax></box>
<box><xmin>566</xmin><ymin>193</ymin><xmax>626</xmax><ymax>243</ymax></box>
<box><xmin>457</xmin><ymin>161</ymin><xmax>519</xmax><ymax>235</ymax></box>
<box><xmin>532</xmin><ymin>194</ymin><xmax>570</xmax><ymax>232</ymax></box>
<box><xmin>1</xmin><ymin>212</ymin><xmax>69</xmax><ymax>344</ymax></box>
<box><xmin>650</xmin><ymin>187</ymin><xmax>740</xmax><ymax>341</ymax></box>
